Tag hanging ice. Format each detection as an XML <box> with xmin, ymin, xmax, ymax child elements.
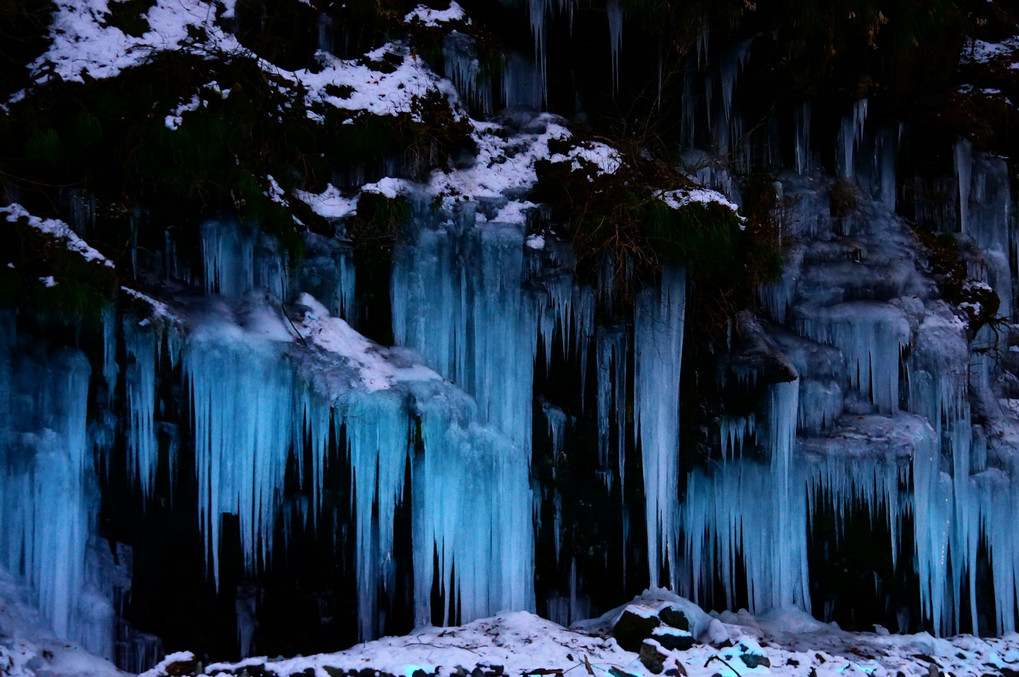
<box><xmin>606</xmin><ymin>0</ymin><xmax>623</xmax><ymax>92</ymax></box>
<box><xmin>0</xmin><ymin>313</ymin><xmax>114</xmax><ymax>656</ymax></box>
<box><xmin>837</xmin><ymin>99</ymin><xmax>868</xmax><ymax>179</ymax></box>
<box><xmin>634</xmin><ymin>268</ymin><xmax>686</xmax><ymax>589</ymax></box>
<box><xmin>124</xmin><ymin>318</ymin><xmax>159</xmax><ymax>502</ymax></box>
<box><xmin>797</xmin><ymin>302</ymin><xmax>909</xmax><ymax>414</ymax></box>
<box><xmin>680</xmin><ymin>381</ymin><xmax>808</xmax><ymax>612</ymax></box>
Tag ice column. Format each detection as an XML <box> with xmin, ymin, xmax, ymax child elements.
<box><xmin>0</xmin><ymin>315</ymin><xmax>110</xmax><ymax>652</ymax></box>
<box><xmin>202</xmin><ymin>220</ymin><xmax>255</xmax><ymax>297</ymax></box>
<box><xmin>794</xmin><ymin>103</ymin><xmax>811</xmax><ymax>175</ymax></box>
<box><xmin>797</xmin><ymin>302</ymin><xmax>910</xmax><ymax>414</ymax></box>
<box><xmin>596</xmin><ymin>328</ymin><xmax>628</xmax><ymax>487</ymax></box>
<box><xmin>413</xmin><ymin>385</ymin><xmax>534</xmax><ymax>628</ymax></box>
<box><xmin>124</xmin><ymin>319</ymin><xmax>159</xmax><ymax>502</ymax></box>
<box><xmin>392</xmin><ymin>221</ymin><xmax>538</xmax><ymax>452</ymax></box>
<box><xmin>634</xmin><ymin>268</ymin><xmax>686</xmax><ymax>588</ymax></box>
<box><xmin>607</xmin><ymin>0</ymin><xmax>623</xmax><ymax>92</ymax></box>
<box><xmin>341</xmin><ymin>389</ymin><xmax>411</xmax><ymax>640</ymax></box>
<box><xmin>184</xmin><ymin>324</ymin><xmax>295</xmax><ymax>585</ymax></box>
<box><xmin>837</xmin><ymin>99</ymin><xmax>868</xmax><ymax>179</ymax></box>
<box><xmin>680</xmin><ymin>381</ymin><xmax>808</xmax><ymax>612</ymax></box>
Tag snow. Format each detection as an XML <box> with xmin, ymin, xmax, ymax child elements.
<box><xmin>960</xmin><ymin>36</ymin><xmax>1019</xmax><ymax>64</ymax></box>
<box><xmin>429</xmin><ymin>114</ymin><xmax>571</xmax><ymax>210</ymax></box>
<box><xmin>295</xmin><ymin>45</ymin><xmax>455</xmax><ymax>123</ymax></box>
<box><xmin>0</xmin><ymin>566</ymin><xmax>122</xmax><ymax>677</ymax></box>
<box><xmin>294</xmin><ymin>184</ymin><xmax>359</xmax><ymax>220</ymax></box>
<box><xmin>12</xmin><ymin>2</ymin><xmax>452</xmax><ymax>128</ymax></box>
<box><xmin>296</xmin><ymin>293</ymin><xmax>441</xmax><ymax>392</ymax></box>
<box><xmin>164</xmin><ymin>94</ymin><xmax>202</xmax><ymax>131</ymax></box>
<box><xmin>405</xmin><ymin>1</ymin><xmax>470</xmax><ymax>27</ymax></box>
<box><xmin>525</xmin><ymin>233</ymin><xmax>546</xmax><ymax>249</ymax></box>
<box><xmin>120</xmin><ymin>286</ymin><xmax>179</xmax><ymax>323</ymax></box>
<box><xmin>548</xmin><ymin>141</ymin><xmax>623</xmax><ymax>177</ymax></box>
<box><xmin>15</xmin><ymin>0</ymin><xmax>242</xmax><ymax>92</ymax></box>
<box><xmin>138</xmin><ymin>592</ymin><xmax>1019</xmax><ymax>677</ymax></box>
<box><xmin>658</xmin><ymin>188</ymin><xmax>743</xmax><ymax>219</ymax></box>
<box><xmin>2</xmin><ymin>204</ymin><xmax>114</xmax><ymax>268</ymax></box>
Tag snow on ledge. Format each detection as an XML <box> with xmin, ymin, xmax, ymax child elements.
<box><xmin>960</xmin><ymin>36</ymin><xmax>1019</xmax><ymax>65</ymax></box>
<box><xmin>294</xmin><ymin>293</ymin><xmax>441</xmax><ymax>392</ymax></box>
<box><xmin>657</xmin><ymin>188</ymin><xmax>745</xmax><ymax>226</ymax></box>
<box><xmin>405</xmin><ymin>1</ymin><xmax>470</xmax><ymax>27</ymax></box>
<box><xmin>294</xmin><ymin>184</ymin><xmax>359</xmax><ymax>220</ymax></box>
<box><xmin>2</xmin><ymin>203</ymin><xmax>114</xmax><ymax>268</ymax></box>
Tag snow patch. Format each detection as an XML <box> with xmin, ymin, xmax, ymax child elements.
<box><xmin>2</xmin><ymin>204</ymin><xmax>114</xmax><ymax>268</ymax></box>
<box><xmin>294</xmin><ymin>184</ymin><xmax>359</xmax><ymax>220</ymax></box>
<box><xmin>405</xmin><ymin>1</ymin><xmax>469</xmax><ymax>27</ymax></box>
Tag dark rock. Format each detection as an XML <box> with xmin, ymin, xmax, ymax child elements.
<box><xmin>471</xmin><ymin>668</ymin><xmax>485</xmax><ymax>677</ymax></box>
<box><xmin>651</xmin><ymin>627</ymin><xmax>694</xmax><ymax>651</ymax></box>
<box><xmin>739</xmin><ymin>654</ymin><xmax>771</xmax><ymax>669</ymax></box>
<box><xmin>165</xmin><ymin>658</ymin><xmax>200</xmax><ymax>676</ymax></box>
<box><xmin>723</xmin><ymin>311</ymin><xmax>799</xmax><ymax>386</ymax></box>
<box><xmin>613</xmin><ymin>609</ymin><xmax>662</xmax><ymax>652</ymax></box>
<box><xmin>657</xmin><ymin>607</ymin><xmax>690</xmax><ymax>632</ymax></box>
<box><xmin>487</xmin><ymin>667</ymin><xmax>504</xmax><ymax>676</ymax></box>
<box><xmin>639</xmin><ymin>641</ymin><xmax>668</xmax><ymax>675</ymax></box>
<box><xmin>412</xmin><ymin>671</ymin><xmax>430</xmax><ymax>677</ymax></box>
<box><xmin>322</xmin><ymin>668</ymin><xmax>345</xmax><ymax>677</ymax></box>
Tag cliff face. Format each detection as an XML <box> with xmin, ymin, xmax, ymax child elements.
<box><xmin>2</xmin><ymin>0</ymin><xmax>1019</xmax><ymax>669</ymax></box>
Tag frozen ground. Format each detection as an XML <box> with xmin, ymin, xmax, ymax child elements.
<box><xmin>0</xmin><ymin>565</ymin><xmax>123</xmax><ymax>677</ymax></box>
<box><xmin>126</xmin><ymin>590</ymin><xmax>1019</xmax><ymax>677</ymax></box>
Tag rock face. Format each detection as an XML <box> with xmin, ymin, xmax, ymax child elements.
<box><xmin>2</xmin><ymin>0</ymin><xmax>1019</xmax><ymax>668</ymax></box>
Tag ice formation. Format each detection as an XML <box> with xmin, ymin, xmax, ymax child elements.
<box><xmin>634</xmin><ymin>269</ymin><xmax>686</xmax><ymax>589</ymax></box>
<box><xmin>8</xmin><ymin>0</ymin><xmax>1019</xmax><ymax>666</ymax></box>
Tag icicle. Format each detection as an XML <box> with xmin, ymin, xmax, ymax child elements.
<box><xmin>768</xmin><ymin>380</ymin><xmax>809</xmax><ymax>612</ymax></box>
<box><xmin>634</xmin><ymin>268</ymin><xmax>686</xmax><ymax>589</ymax></box>
<box><xmin>606</xmin><ymin>0</ymin><xmax>623</xmax><ymax>93</ymax></box>
<box><xmin>875</xmin><ymin>127</ymin><xmax>897</xmax><ymax>210</ymax></box>
<box><xmin>413</xmin><ymin>385</ymin><xmax>534</xmax><ymax>629</ymax></box>
<box><xmin>102</xmin><ymin>305</ymin><xmax>118</xmax><ymax>402</ymax></box>
<box><xmin>391</xmin><ymin>220</ymin><xmax>538</xmax><ymax>453</ymax></box>
<box><xmin>124</xmin><ymin>318</ymin><xmax>159</xmax><ymax>503</ymax></box>
<box><xmin>719</xmin><ymin>415</ymin><xmax>755</xmax><ymax>461</ymax></box>
<box><xmin>681</xmin><ymin>381</ymin><xmax>807</xmax><ymax>613</ymax></box>
<box><xmin>796</xmin><ymin>302</ymin><xmax>909</xmax><ymax>413</ymax></box>
<box><xmin>201</xmin><ymin>220</ymin><xmax>255</xmax><ymax>297</ymax></box>
<box><xmin>719</xmin><ymin>41</ymin><xmax>751</xmax><ymax>124</ymax></box>
<box><xmin>342</xmin><ymin>389</ymin><xmax>411</xmax><ymax>640</ymax></box>
<box><xmin>0</xmin><ymin>315</ymin><xmax>111</xmax><ymax>652</ymax></box>
<box><xmin>543</xmin><ymin>400</ymin><xmax>567</xmax><ymax>457</ymax></box>
<box><xmin>443</xmin><ymin>32</ymin><xmax>492</xmax><ymax>114</ymax></box>
<box><xmin>185</xmin><ymin>322</ymin><xmax>295</xmax><ymax>587</ymax></box>
<box><xmin>836</xmin><ymin>99</ymin><xmax>868</xmax><ymax>179</ymax></box>
<box><xmin>794</xmin><ymin>102</ymin><xmax>811</xmax><ymax>175</ymax></box>
<box><xmin>596</xmin><ymin>328</ymin><xmax>627</xmax><ymax>488</ymax></box>
<box><xmin>797</xmin><ymin>380</ymin><xmax>842</xmax><ymax>434</ymax></box>
<box><xmin>954</xmin><ymin>138</ymin><xmax>972</xmax><ymax>235</ymax></box>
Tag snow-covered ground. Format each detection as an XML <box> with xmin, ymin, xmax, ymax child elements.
<box><xmin>130</xmin><ymin>590</ymin><xmax>1019</xmax><ymax>677</ymax></box>
<box><xmin>0</xmin><ymin>565</ymin><xmax>123</xmax><ymax>677</ymax></box>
